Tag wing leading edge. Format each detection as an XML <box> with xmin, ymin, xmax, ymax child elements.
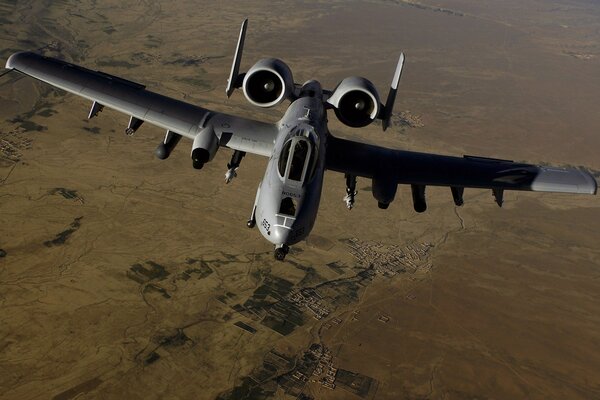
<box><xmin>5</xmin><ymin>51</ymin><xmax>278</xmax><ymax>156</ymax></box>
<box><xmin>326</xmin><ymin>135</ymin><xmax>597</xmax><ymax>195</ymax></box>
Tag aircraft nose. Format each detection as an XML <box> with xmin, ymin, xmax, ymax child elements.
<box><xmin>270</xmin><ymin>225</ymin><xmax>290</xmax><ymax>245</ymax></box>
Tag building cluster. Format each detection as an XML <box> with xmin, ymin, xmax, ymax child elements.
<box><xmin>378</xmin><ymin>314</ymin><xmax>390</xmax><ymax>323</ymax></box>
<box><xmin>322</xmin><ymin>316</ymin><xmax>343</xmax><ymax>330</ymax></box>
<box><xmin>0</xmin><ymin>130</ymin><xmax>32</xmax><ymax>162</ymax></box>
<box><xmin>287</xmin><ymin>288</ymin><xmax>330</xmax><ymax>320</ymax></box>
<box><xmin>401</xmin><ymin>243</ymin><xmax>434</xmax><ymax>273</ymax></box>
<box><xmin>564</xmin><ymin>51</ymin><xmax>595</xmax><ymax>60</ymax></box>
<box><xmin>291</xmin><ymin>370</ymin><xmax>308</xmax><ymax>383</ymax></box>
<box><xmin>393</xmin><ymin>110</ymin><xmax>425</xmax><ymax>129</ymax></box>
<box><xmin>309</xmin><ymin>345</ymin><xmax>337</xmax><ymax>390</ymax></box>
<box><xmin>323</xmin><ymin>318</ymin><xmax>342</xmax><ymax>329</ymax></box>
<box><xmin>345</xmin><ymin>238</ymin><xmax>434</xmax><ymax>276</ymax></box>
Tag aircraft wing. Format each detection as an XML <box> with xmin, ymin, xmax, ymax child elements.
<box><xmin>5</xmin><ymin>52</ymin><xmax>278</xmax><ymax>157</ymax></box>
<box><xmin>326</xmin><ymin>135</ymin><xmax>597</xmax><ymax>201</ymax></box>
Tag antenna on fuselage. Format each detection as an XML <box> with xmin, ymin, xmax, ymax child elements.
<box><xmin>380</xmin><ymin>52</ymin><xmax>405</xmax><ymax>131</ymax></box>
<box><xmin>226</xmin><ymin>19</ymin><xmax>248</xmax><ymax>98</ymax></box>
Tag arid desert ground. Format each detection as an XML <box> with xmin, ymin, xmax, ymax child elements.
<box><xmin>1</xmin><ymin>1</ymin><xmax>599</xmax><ymax>399</ymax></box>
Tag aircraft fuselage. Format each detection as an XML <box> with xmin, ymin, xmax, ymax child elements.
<box><xmin>253</xmin><ymin>87</ymin><xmax>328</xmax><ymax>254</ymax></box>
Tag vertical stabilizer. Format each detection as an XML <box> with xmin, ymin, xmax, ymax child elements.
<box><xmin>226</xmin><ymin>19</ymin><xmax>248</xmax><ymax>98</ymax></box>
<box><xmin>381</xmin><ymin>53</ymin><xmax>405</xmax><ymax>131</ymax></box>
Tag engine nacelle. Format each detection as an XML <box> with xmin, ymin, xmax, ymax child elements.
<box><xmin>328</xmin><ymin>76</ymin><xmax>381</xmax><ymax>128</ymax></box>
<box><xmin>243</xmin><ymin>58</ymin><xmax>294</xmax><ymax>108</ymax></box>
<box><xmin>191</xmin><ymin>127</ymin><xmax>218</xmax><ymax>170</ymax></box>
<box><xmin>372</xmin><ymin>175</ymin><xmax>397</xmax><ymax>209</ymax></box>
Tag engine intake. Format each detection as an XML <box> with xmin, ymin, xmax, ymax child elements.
<box><xmin>243</xmin><ymin>58</ymin><xmax>294</xmax><ymax>107</ymax></box>
<box><xmin>328</xmin><ymin>77</ymin><xmax>381</xmax><ymax>128</ymax></box>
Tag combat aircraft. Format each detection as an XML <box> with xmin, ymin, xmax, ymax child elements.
<box><xmin>4</xmin><ymin>20</ymin><xmax>597</xmax><ymax>260</ymax></box>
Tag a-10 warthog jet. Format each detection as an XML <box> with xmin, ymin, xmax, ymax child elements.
<box><xmin>4</xmin><ymin>20</ymin><xmax>597</xmax><ymax>260</ymax></box>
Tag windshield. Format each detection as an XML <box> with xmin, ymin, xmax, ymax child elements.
<box><xmin>278</xmin><ymin>137</ymin><xmax>317</xmax><ymax>184</ymax></box>
<box><xmin>278</xmin><ymin>140</ymin><xmax>292</xmax><ymax>177</ymax></box>
<box><xmin>289</xmin><ymin>140</ymin><xmax>308</xmax><ymax>181</ymax></box>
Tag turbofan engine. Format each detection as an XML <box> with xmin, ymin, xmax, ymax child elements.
<box><xmin>327</xmin><ymin>77</ymin><xmax>381</xmax><ymax>128</ymax></box>
<box><xmin>242</xmin><ymin>58</ymin><xmax>294</xmax><ymax>107</ymax></box>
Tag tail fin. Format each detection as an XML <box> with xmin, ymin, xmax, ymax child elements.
<box><xmin>380</xmin><ymin>53</ymin><xmax>405</xmax><ymax>131</ymax></box>
<box><xmin>226</xmin><ymin>19</ymin><xmax>248</xmax><ymax>98</ymax></box>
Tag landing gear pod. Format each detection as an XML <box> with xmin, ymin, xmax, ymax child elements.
<box><xmin>411</xmin><ymin>184</ymin><xmax>427</xmax><ymax>213</ymax></box>
<box><xmin>191</xmin><ymin>127</ymin><xmax>218</xmax><ymax>170</ymax></box>
<box><xmin>372</xmin><ymin>175</ymin><xmax>397</xmax><ymax>209</ymax></box>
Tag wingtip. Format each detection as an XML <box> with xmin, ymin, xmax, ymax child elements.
<box><xmin>5</xmin><ymin>51</ymin><xmax>21</xmax><ymax>69</ymax></box>
<box><xmin>5</xmin><ymin>51</ymin><xmax>33</xmax><ymax>70</ymax></box>
<box><xmin>590</xmin><ymin>176</ymin><xmax>598</xmax><ymax>195</ymax></box>
<box><xmin>580</xmin><ymin>167</ymin><xmax>598</xmax><ymax>195</ymax></box>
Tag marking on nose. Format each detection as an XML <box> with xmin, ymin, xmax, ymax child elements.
<box><xmin>261</xmin><ymin>218</ymin><xmax>271</xmax><ymax>235</ymax></box>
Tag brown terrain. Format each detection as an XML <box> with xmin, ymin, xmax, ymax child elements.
<box><xmin>0</xmin><ymin>1</ymin><xmax>599</xmax><ymax>399</ymax></box>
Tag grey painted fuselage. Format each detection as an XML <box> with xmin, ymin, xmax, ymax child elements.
<box><xmin>254</xmin><ymin>90</ymin><xmax>327</xmax><ymax>249</ymax></box>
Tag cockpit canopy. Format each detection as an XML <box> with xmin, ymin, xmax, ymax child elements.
<box><xmin>278</xmin><ymin>135</ymin><xmax>317</xmax><ymax>184</ymax></box>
